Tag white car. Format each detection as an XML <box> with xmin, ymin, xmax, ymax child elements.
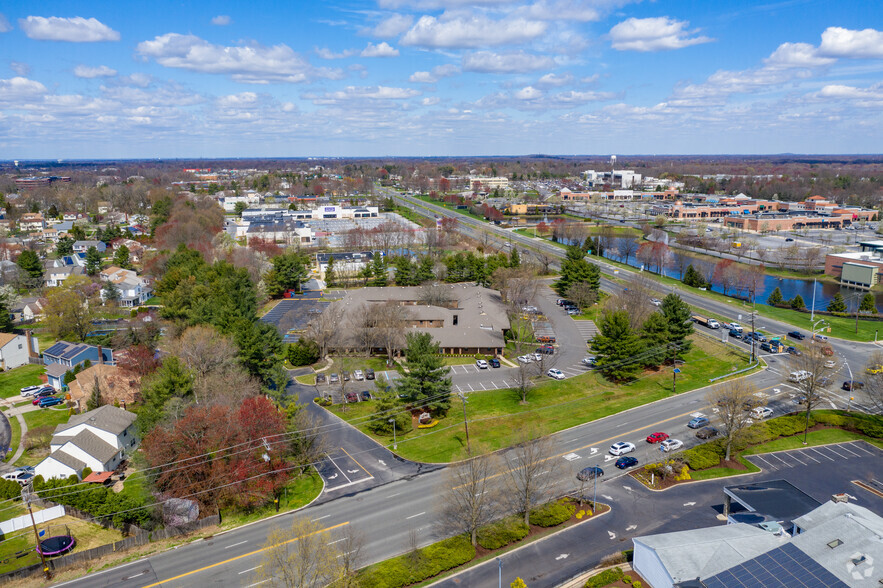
<box><xmin>660</xmin><ymin>439</ymin><xmax>683</xmax><ymax>452</ymax></box>
<box><xmin>546</xmin><ymin>368</ymin><xmax>565</xmax><ymax>380</ymax></box>
<box><xmin>20</xmin><ymin>385</ymin><xmax>43</xmax><ymax>397</ymax></box>
<box><xmin>476</xmin><ymin>359</ymin><xmax>489</xmax><ymax>369</ymax></box>
<box><xmin>823</xmin><ymin>360</ymin><xmax>837</xmax><ymax>369</ymax></box>
<box><xmin>522</xmin><ymin>306</ymin><xmax>538</xmax><ymax>313</ymax></box>
<box><xmin>581</xmin><ymin>357</ymin><xmax>596</xmax><ymax>367</ymax></box>
<box><xmin>609</xmin><ymin>441</ymin><xmax>636</xmax><ymax>456</ymax></box>
<box><xmin>2</xmin><ymin>471</ymin><xmax>33</xmax><ymax>485</ymax></box>
<box><xmin>649</xmin><ymin>298</ymin><xmax>662</xmax><ymax>306</ymax></box>
<box><xmin>532</xmin><ymin>353</ymin><xmax>543</xmax><ymax>361</ymax></box>
<box><xmin>517</xmin><ymin>355</ymin><xmax>532</xmax><ymax>364</ymax></box>
<box><xmin>727</xmin><ymin>323</ymin><xmax>743</xmax><ymax>332</ymax></box>
<box><xmin>353</xmin><ymin>370</ymin><xmax>364</xmax><ymax>381</ymax></box>
<box><xmin>751</xmin><ymin>407</ymin><xmax>773</xmax><ymax>419</ymax></box>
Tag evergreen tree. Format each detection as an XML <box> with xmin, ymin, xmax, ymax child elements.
<box><xmin>112</xmin><ymin>244</ymin><xmax>132</xmax><ymax>269</ymax></box>
<box><xmin>767</xmin><ymin>287</ymin><xmax>785</xmax><ymax>306</ymax></box>
<box><xmin>234</xmin><ymin>319</ymin><xmax>284</xmax><ymax>387</ymax></box>
<box><xmin>415</xmin><ymin>256</ymin><xmax>435</xmax><ymax>283</ymax></box>
<box><xmin>393</xmin><ymin>256</ymin><xmax>417</xmax><ymax>286</ymax></box>
<box><xmin>640</xmin><ymin>312</ymin><xmax>670</xmax><ymax>368</ymax></box>
<box><xmin>790</xmin><ymin>295</ymin><xmax>806</xmax><ymax>310</ymax></box>
<box><xmin>369</xmin><ymin>388</ymin><xmax>410</xmax><ymax>435</ymax></box>
<box><xmin>87</xmin><ymin>375</ymin><xmax>103</xmax><ymax>411</ymax></box>
<box><xmin>102</xmin><ymin>281</ymin><xmax>121</xmax><ymax>303</ymax></box>
<box><xmin>265</xmin><ymin>250</ymin><xmax>310</xmax><ymax>296</ymax></box>
<box><xmin>509</xmin><ymin>246</ymin><xmax>520</xmax><ymax>267</ymax></box>
<box><xmin>682</xmin><ymin>264</ymin><xmax>705</xmax><ymax>288</ymax></box>
<box><xmin>660</xmin><ymin>293</ymin><xmax>693</xmax><ymax>360</ymax></box>
<box><xmin>591</xmin><ymin>311</ymin><xmax>644</xmax><ymax>381</ymax></box>
<box><xmin>16</xmin><ymin>250</ymin><xmax>43</xmax><ymax>279</ymax></box>
<box><xmin>324</xmin><ymin>256</ymin><xmax>336</xmax><ymax>288</ymax></box>
<box><xmin>859</xmin><ymin>293</ymin><xmax>877</xmax><ymax>313</ymax></box>
<box><xmin>827</xmin><ymin>292</ymin><xmax>847</xmax><ymax>313</ymax></box>
<box><xmin>368</xmin><ymin>255</ymin><xmax>388</xmax><ymax>287</ymax></box>
<box><xmin>555</xmin><ymin>246</ymin><xmax>600</xmax><ymax>297</ymax></box>
<box><xmin>85</xmin><ymin>246</ymin><xmax>102</xmax><ymax>275</ymax></box>
<box><xmin>396</xmin><ymin>332</ymin><xmax>452</xmax><ymax>416</ymax></box>
<box><xmin>48</xmin><ymin>204</ymin><xmax>59</xmax><ymax>219</ymax></box>
<box><xmin>137</xmin><ymin>356</ymin><xmax>194</xmax><ymax>433</ymax></box>
<box><xmin>55</xmin><ymin>236</ymin><xmax>74</xmax><ymax>257</ymax></box>
<box><xmin>287</xmin><ymin>338</ymin><xmax>320</xmax><ymax>366</ymax></box>
<box><xmin>69</xmin><ymin>225</ymin><xmax>86</xmax><ymax>241</ymax></box>
<box><xmin>0</xmin><ymin>297</ymin><xmax>13</xmax><ymax>332</ymax></box>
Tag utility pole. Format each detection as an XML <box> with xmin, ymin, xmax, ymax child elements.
<box><xmin>23</xmin><ymin>485</ymin><xmax>50</xmax><ymax>580</ymax></box>
<box><xmin>458</xmin><ymin>392</ymin><xmax>471</xmax><ymax>455</ymax></box>
<box><xmin>750</xmin><ymin>311</ymin><xmax>757</xmax><ymax>363</ymax></box>
<box><xmin>810</xmin><ymin>278</ymin><xmax>816</xmax><ymax>322</ymax></box>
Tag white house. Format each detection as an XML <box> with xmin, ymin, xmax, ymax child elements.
<box><xmin>18</xmin><ymin>213</ymin><xmax>45</xmax><ymax>232</ymax></box>
<box><xmin>35</xmin><ymin>405</ymin><xmax>138</xmax><ymax>480</ymax></box>
<box><xmin>99</xmin><ymin>266</ymin><xmax>153</xmax><ymax>307</ymax></box>
<box><xmin>0</xmin><ymin>332</ymin><xmax>39</xmax><ymax>371</ymax></box>
<box><xmin>72</xmin><ymin>240</ymin><xmax>106</xmax><ymax>254</ymax></box>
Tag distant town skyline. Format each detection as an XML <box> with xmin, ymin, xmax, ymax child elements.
<box><xmin>0</xmin><ymin>0</ymin><xmax>881</xmax><ymax>159</ymax></box>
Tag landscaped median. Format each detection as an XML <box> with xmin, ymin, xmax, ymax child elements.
<box><xmin>356</xmin><ymin>498</ymin><xmax>609</xmax><ymax>588</ymax></box>
<box><xmin>630</xmin><ymin>410</ymin><xmax>883</xmax><ymax>489</ymax></box>
<box><xmin>328</xmin><ymin>335</ymin><xmax>753</xmax><ymax>463</ymax></box>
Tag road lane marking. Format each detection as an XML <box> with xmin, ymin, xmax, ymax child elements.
<box><xmin>311</xmin><ymin>515</ymin><xmax>330</xmax><ymax>521</ymax></box>
<box><xmin>139</xmin><ymin>522</ymin><xmax>349</xmax><ymax>588</ymax></box>
<box><xmin>125</xmin><ymin>572</ymin><xmax>145</xmax><ymax>580</ymax></box>
<box><xmin>327</xmin><ymin>538</ymin><xmax>347</xmax><ymax>545</ymax></box>
<box><xmin>340</xmin><ymin>446</ymin><xmax>372</xmax><ymax>478</ymax></box>
<box><xmin>406</xmin><ymin>512</ymin><xmax>425</xmax><ymax>519</ymax></box>
<box><xmin>239</xmin><ymin>566</ymin><xmax>261</xmax><ymax>575</ymax></box>
<box><xmin>326</xmin><ymin>455</ymin><xmax>353</xmax><ymax>485</ymax></box>
<box><xmin>225</xmin><ymin>540</ymin><xmax>248</xmax><ymax>549</ymax></box>
<box><xmin>246</xmin><ymin>581</ymin><xmax>271</xmax><ymax>588</ymax></box>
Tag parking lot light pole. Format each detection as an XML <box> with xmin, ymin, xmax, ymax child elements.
<box><xmin>458</xmin><ymin>393</ymin><xmax>471</xmax><ymax>455</ymax></box>
<box><xmin>497</xmin><ymin>557</ymin><xmax>502</xmax><ymax>588</ymax></box>
<box><xmin>388</xmin><ymin>418</ymin><xmax>397</xmax><ymax>450</ymax></box>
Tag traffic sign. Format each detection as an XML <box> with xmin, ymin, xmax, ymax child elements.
<box><xmin>673</xmin><ymin>368</ymin><xmax>681</xmax><ymax>374</ymax></box>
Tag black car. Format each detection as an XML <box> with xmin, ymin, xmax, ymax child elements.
<box><xmin>842</xmin><ymin>381</ymin><xmax>864</xmax><ymax>391</ymax></box>
<box><xmin>787</xmin><ymin>331</ymin><xmax>805</xmax><ymax>340</ymax></box>
<box><xmin>696</xmin><ymin>427</ymin><xmax>719</xmax><ymax>440</ymax></box>
<box><xmin>361</xmin><ymin>390</ymin><xmax>371</xmax><ymax>401</ymax></box>
<box><xmin>316</xmin><ymin>373</ymin><xmax>326</xmax><ymax>384</ymax></box>
<box><xmin>489</xmin><ymin>358</ymin><xmax>501</xmax><ymax>368</ymax></box>
<box><xmin>576</xmin><ymin>466</ymin><xmax>604</xmax><ymax>481</ymax></box>
<box><xmin>615</xmin><ymin>456</ymin><xmax>638</xmax><ymax>469</ymax></box>
<box><xmin>535</xmin><ymin>346</ymin><xmax>554</xmax><ymax>355</ymax></box>
<box><xmin>760</xmin><ymin>342</ymin><xmax>771</xmax><ymax>352</ymax></box>
<box><xmin>342</xmin><ymin>371</ymin><xmax>350</xmax><ymax>382</ymax></box>
<box><xmin>728</xmin><ymin>329</ymin><xmax>742</xmax><ymax>339</ymax></box>
<box><xmin>786</xmin><ymin>346</ymin><xmax>801</xmax><ymax>356</ymax></box>
<box><xmin>365</xmin><ymin>368</ymin><xmax>375</xmax><ymax>380</ymax></box>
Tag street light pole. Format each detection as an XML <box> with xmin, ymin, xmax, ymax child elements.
<box><xmin>497</xmin><ymin>557</ymin><xmax>502</xmax><ymax>588</ymax></box>
<box><xmin>458</xmin><ymin>393</ymin><xmax>471</xmax><ymax>455</ymax></box>
<box><xmin>388</xmin><ymin>418</ymin><xmax>397</xmax><ymax>450</ymax></box>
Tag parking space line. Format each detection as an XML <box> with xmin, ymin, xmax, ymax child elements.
<box><xmin>809</xmin><ymin>447</ymin><xmax>835</xmax><ymax>461</ymax></box>
<box><xmin>797</xmin><ymin>450</ymin><xmax>820</xmax><ymax>463</ymax></box>
<box><xmin>753</xmin><ymin>455</ymin><xmax>776</xmax><ymax>470</ymax></box>
<box><xmin>824</xmin><ymin>445</ymin><xmax>851</xmax><ymax>459</ymax></box>
<box><xmin>835</xmin><ymin>444</ymin><xmax>861</xmax><ymax>457</ymax></box>
<box><xmin>846</xmin><ymin>442</ymin><xmax>874</xmax><ymax>455</ymax></box>
<box><xmin>766</xmin><ymin>453</ymin><xmax>793</xmax><ymax>467</ymax></box>
<box><xmin>478</xmin><ymin>382</ymin><xmax>487</xmax><ymax>390</ymax></box>
<box><xmin>787</xmin><ymin>452</ymin><xmax>807</xmax><ymax>466</ymax></box>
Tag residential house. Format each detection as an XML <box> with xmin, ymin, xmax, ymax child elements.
<box><xmin>18</xmin><ymin>213</ymin><xmax>45</xmax><ymax>232</ymax></box>
<box><xmin>43</xmin><ymin>341</ymin><xmax>113</xmax><ymax>389</ymax></box>
<box><xmin>21</xmin><ymin>298</ymin><xmax>45</xmax><ymax>321</ymax></box>
<box><xmin>72</xmin><ymin>240</ymin><xmax>106</xmax><ymax>254</ymax></box>
<box><xmin>66</xmin><ymin>364</ymin><xmax>140</xmax><ymax>408</ymax></box>
<box><xmin>97</xmin><ymin>202</ymin><xmax>111</xmax><ymax>214</ymax></box>
<box><xmin>0</xmin><ymin>218</ymin><xmax>13</xmax><ymax>235</ymax></box>
<box><xmin>0</xmin><ymin>331</ymin><xmax>40</xmax><ymax>371</ymax></box>
<box><xmin>108</xmin><ymin>238</ymin><xmax>145</xmax><ymax>263</ymax></box>
<box><xmin>34</xmin><ymin>405</ymin><xmax>138</xmax><ymax>480</ymax></box>
<box><xmin>99</xmin><ymin>266</ymin><xmax>153</xmax><ymax>306</ymax></box>
<box><xmin>44</xmin><ymin>264</ymin><xmax>84</xmax><ymax>287</ymax></box>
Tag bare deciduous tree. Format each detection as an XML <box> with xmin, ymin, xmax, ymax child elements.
<box><xmin>603</xmin><ymin>273</ymin><xmax>655</xmax><ymax>331</ymax></box>
<box><xmin>492</xmin><ymin>266</ymin><xmax>539</xmax><ymax>308</ymax></box>
<box><xmin>709</xmin><ymin>379</ymin><xmax>762</xmax><ymax>461</ymax></box>
<box><xmin>863</xmin><ymin>351</ymin><xmax>883</xmax><ymax>413</ymax></box>
<box><xmin>420</xmin><ymin>283</ymin><xmax>454</xmax><ymax>307</ymax></box>
<box><xmin>566</xmin><ymin>281</ymin><xmax>598</xmax><ymax>311</ymax></box>
<box><xmin>503</xmin><ymin>430</ymin><xmax>559</xmax><ymax>526</ymax></box>
<box><xmin>439</xmin><ymin>453</ymin><xmax>500</xmax><ymax>546</ymax></box>
<box><xmin>307</xmin><ymin>301</ymin><xmax>345</xmax><ymax>359</ymax></box>
<box><xmin>165</xmin><ymin>325</ymin><xmax>239</xmax><ymax>404</ymax></box>
<box><xmin>790</xmin><ymin>344</ymin><xmax>838</xmax><ymax>433</ymax></box>
<box><xmin>366</xmin><ymin>301</ymin><xmax>411</xmax><ymax>363</ymax></box>
<box><xmin>531</xmin><ymin>249</ymin><xmax>556</xmax><ymax>275</ymax></box>
<box><xmin>257</xmin><ymin>517</ymin><xmax>345</xmax><ymax>588</ymax></box>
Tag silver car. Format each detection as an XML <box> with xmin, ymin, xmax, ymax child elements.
<box><xmin>353</xmin><ymin>370</ymin><xmax>364</xmax><ymax>381</ymax></box>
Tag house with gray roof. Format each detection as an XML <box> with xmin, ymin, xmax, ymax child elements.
<box><xmin>35</xmin><ymin>405</ymin><xmax>138</xmax><ymax>481</ymax></box>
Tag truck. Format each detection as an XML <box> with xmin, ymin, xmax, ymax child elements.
<box><xmin>691</xmin><ymin>315</ymin><xmax>721</xmax><ymax>329</ymax></box>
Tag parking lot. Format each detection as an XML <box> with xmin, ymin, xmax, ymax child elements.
<box><xmin>746</xmin><ymin>440</ymin><xmax>880</xmax><ymax>473</ymax></box>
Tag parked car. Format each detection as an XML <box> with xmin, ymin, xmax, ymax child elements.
<box><xmin>38</xmin><ymin>396</ymin><xmax>64</xmax><ymax>408</ymax></box>
<box><xmin>344</xmin><ymin>392</ymin><xmax>359</xmax><ymax>403</ymax></box>
<box><xmin>646</xmin><ymin>432</ymin><xmax>669</xmax><ymax>444</ymax></box>
<box><xmin>609</xmin><ymin>441</ymin><xmax>636</xmax><ymax>456</ymax></box>
<box><xmin>581</xmin><ymin>357</ymin><xmax>596</xmax><ymax>367</ymax></box>
<box><xmin>842</xmin><ymin>381</ymin><xmax>864</xmax><ymax>391</ymax></box>
<box><xmin>365</xmin><ymin>368</ymin><xmax>375</xmax><ymax>380</ymax></box>
<box><xmin>522</xmin><ymin>306</ymin><xmax>538</xmax><ymax>313</ymax></box>
<box><xmin>649</xmin><ymin>298</ymin><xmax>662</xmax><ymax>306</ymax></box>
<box><xmin>760</xmin><ymin>342</ymin><xmax>772</xmax><ymax>353</ymax></box>
<box><xmin>342</xmin><ymin>371</ymin><xmax>350</xmax><ymax>382</ymax></box>
<box><xmin>354</xmin><ymin>369</ymin><xmax>364</xmax><ymax>381</ymax></box>
<box><xmin>476</xmin><ymin>359</ymin><xmax>489</xmax><ymax>369</ymax></box>
<box><xmin>696</xmin><ymin>427</ymin><xmax>719</xmax><ymax>439</ymax></box>
<box><xmin>824</xmin><ymin>360</ymin><xmax>837</xmax><ymax>369</ymax></box>
<box><xmin>567</xmin><ymin>308</ymin><xmax>580</xmax><ymax>315</ymax></box>
<box><xmin>821</xmin><ymin>346</ymin><xmax>834</xmax><ymax>356</ymax></box>
<box><xmin>517</xmin><ymin>355</ymin><xmax>532</xmax><ymax>364</ymax></box>
<box><xmin>32</xmin><ymin>389</ymin><xmax>57</xmax><ymax>405</ymax></box>
<box><xmin>785</xmin><ymin>237</ymin><xmax>794</xmax><ymax>242</ymax></box>
<box><xmin>329</xmin><ymin>373</ymin><xmax>340</xmax><ymax>384</ymax></box>
<box><xmin>316</xmin><ymin>373</ymin><xmax>326</xmax><ymax>385</ymax></box>
<box><xmin>546</xmin><ymin>368</ymin><xmax>565</xmax><ymax>380</ymax></box>
<box><xmin>688</xmin><ymin>416</ymin><xmax>709</xmax><ymax>429</ymax></box>
<box><xmin>489</xmin><ymin>358</ymin><xmax>501</xmax><ymax>368</ymax></box>
<box><xmin>787</xmin><ymin>331</ymin><xmax>805</xmax><ymax>340</ymax></box>
<box><xmin>536</xmin><ymin>335</ymin><xmax>556</xmax><ymax>344</ymax></box>
<box><xmin>660</xmin><ymin>439</ymin><xmax>684</xmax><ymax>452</ymax></box>
<box><xmin>360</xmin><ymin>391</ymin><xmax>371</xmax><ymax>401</ymax></box>
<box><xmin>535</xmin><ymin>346</ymin><xmax>554</xmax><ymax>355</ymax></box>
<box><xmin>1</xmin><ymin>471</ymin><xmax>33</xmax><ymax>485</ymax></box>
<box><xmin>615</xmin><ymin>456</ymin><xmax>639</xmax><ymax>469</ymax></box>
<box><xmin>576</xmin><ymin>466</ymin><xmax>604</xmax><ymax>481</ymax></box>
<box><xmin>19</xmin><ymin>385</ymin><xmax>43</xmax><ymax>397</ymax></box>
<box><xmin>751</xmin><ymin>407</ymin><xmax>773</xmax><ymax>419</ymax></box>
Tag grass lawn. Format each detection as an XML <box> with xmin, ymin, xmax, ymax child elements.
<box><xmin>0</xmin><ymin>364</ymin><xmax>45</xmax><ymax>399</ymax></box>
<box><xmin>6</xmin><ymin>416</ymin><xmax>21</xmax><ymax>462</ymax></box>
<box><xmin>411</xmin><ymin>194</ymin><xmax>487</xmax><ymax>222</ymax></box>
<box><xmin>688</xmin><ymin>456</ymin><xmax>761</xmax><ymax>481</ymax></box>
<box><xmin>295</xmin><ymin>374</ymin><xmax>316</xmax><ymax>386</ymax></box>
<box><xmin>23</xmin><ymin>406</ymin><xmax>71</xmax><ymax>431</ymax></box>
<box><xmin>330</xmin><ymin>336</ymin><xmax>751</xmax><ymax>463</ymax></box>
<box><xmin>219</xmin><ymin>470</ymin><xmax>323</xmax><ymax>530</ymax></box>
<box><xmin>326</xmin><ymin>356</ymin><xmax>394</xmax><ymax>375</ymax></box>
<box><xmin>743</xmin><ymin>428</ymin><xmax>883</xmax><ymax>453</ymax></box>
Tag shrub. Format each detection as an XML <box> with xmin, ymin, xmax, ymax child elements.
<box><xmin>812</xmin><ymin>411</ymin><xmax>849</xmax><ymax>427</ymax></box>
<box><xmin>477</xmin><ymin>515</ymin><xmax>529</xmax><ymax>550</ymax></box>
<box><xmin>0</xmin><ymin>479</ymin><xmax>23</xmax><ymax>501</ymax></box>
<box><xmin>358</xmin><ymin>535</ymin><xmax>475</xmax><ymax>588</ymax></box>
<box><xmin>767</xmin><ymin>415</ymin><xmax>811</xmax><ymax>438</ymax></box>
<box><xmin>584</xmin><ymin>567</ymin><xmax>623</xmax><ymax>588</ymax></box>
<box><xmin>23</xmin><ymin>424</ymin><xmax>55</xmax><ymax>451</ymax></box>
<box><xmin>683</xmin><ymin>443</ymin><xmax>724</xmax><ymax>470</ymax></box>
<box><xmin>623</xmin><ymin>576</ymin><xmax>633</xmax><ymax>584</ymax></box>
<box><xmin>529</xmin><ymin>499</ymin><xmax>576</xmax><ymax>527</ymax></box>
<box><xmin>633</xmin><ymin>582</ymin><xmax>642</xmax><ymax>588</ymax></box>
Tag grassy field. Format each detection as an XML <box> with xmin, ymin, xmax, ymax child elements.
<box><xmin>330</xmin><ymin>336</ymin><xmax>751</xmax><ymax>463</ymax></box>
<box><xmin>0</xmin><ymin>364</ymin><xmax>45</xmax><ymax>399</ymax></box>
<box><xmin>688</xmin><ymin>456</ymin><xmax>761</xmax><ymax>481</ymax></box>
<box><xmin>325</xmin><ymin>356</ymin><xmax>394</xmax><ymax>375</ymax></box>
<box><xmin>6</xmin><ymin>416</ymin><xmax>21</xmax><ymax>462</ymax></box>
<box><xmin>23</xmin><ymin>406</ymin><xmax>71</xmax><ymax>431</ymax></box>
<box><xmin>219</xmin><ymin>470</ymin><xmax>323</xmax><ymax>529</ymax></box>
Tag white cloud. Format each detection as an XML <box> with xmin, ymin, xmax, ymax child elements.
<box><xmin>19</xmin><ymin>16</ymin><xmax>120</xmax><ymax>42</ymax></box>
<box><xmin>764</xmin><ymin>42</ymin><xmax>834</xmax><ymax>68</ymax></box>
<box><xmin>361</xmin><ymin>42</ymin><xmax>400</xmax><ymax>57</ymax></box>
<box><xmin>211</xmin><ymin>15</ymin><xmax>232</xmax><ymax>26</ymax></box>
<box><xmin>818</xmin><ymin>83</ymin><xmax>883</xmax><ymax>106</ymax></box>
<box><xmin>309</xmin><ymin>85</ymin><xmax>421</xmax><ymax>105</ymax></box>
<box><xmin>609</xmin><ymin>17</ymin><xmax>711</xmax><ymax>52</ymax></box>
<box><xmin>550</xmin><ymin>89</ymin><xmax>616</xmax><ymax>104</ymax></box>
<box><xmin>515</xmin><ymin>86</ymin><xmax>543</xmax><ymax>100</ymax></box>
<box><xmin>370</xmin><ymin>14</ymin><xmax>414</xmax><ymax>37</ymax></box>
<box><xmin>136</xmin><ymin>33</ymin><xmax>335</xmax><ymax>84</ymax></box>
<box><xmin>409</xmin><ymin>64</ymin><xmax>459</xmax><ymax>83</ymax></box>
<box><xmin>0</xmin><ymin>77</ymin><xmax>48</xmax><ymax>102</ymax></box>
<box><xmin>537</xmin><ymin>72</ymin><xmax>573</xmax><ymax>87</ymax></box>
<box><xmin>462</xmin><ymin>50</ymin><xmax>555</xmax><ymax>73</ymax></box>
<box><xmin>516</xmin><ymin>0</ymin><xmax>626</xmax><ymax>22</ymax></box>
<box><xmin>818</xmin><ymin>27</ymin><xmax>883</xmax><ymax>59</ymax></box>
<box><xmin>217</xmin><ymin>92</ymin><xmax>260</xmax><ymax>108</ymax></box>
<box><xmin>0</xmin><ymin>14</ymin><xmax>11</xmax><ymax>33</ymax></box>
<box><xmin>422</xmin><ymin>97</ymin><xmax>441</xmax><ymax>106</ymax></box>
<box><xmin>401</xmin><ymin>15</ymin><xmax>547</xmax><ymax>49</ymax></box>
<box><xmin>315</xmin><ymin>47</ymin><xmax>357</xmax><ymax>59</ymax></box>
<box><xmin>74</xmin><ymin>65</ymin><xmax>117</xmax><ymax>78</ymax></box>
<box><xmin>121</xmin><ymin>73</ymin><xmax>152</xmax><ymax>87</ymax></box>
<box><xmin>10</xmin><ymin>62</ymin><xmax>30</xmax><ymax>76</ymax></box>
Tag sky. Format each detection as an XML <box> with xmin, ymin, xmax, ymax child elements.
<box><xmin>0</xmin><ymin>0</ymin><xmax>881</xmax><ymax>159</ymax></box>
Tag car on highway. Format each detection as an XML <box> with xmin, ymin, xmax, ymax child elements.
<box><xmin>646</xmin><ymin>432</ymin><xmax>669</xmax><ymax>444</ymax></box>
<box><xmin>576</xmin><ymin>466</ymin><xmax>604</xmax><ymax>481</ymax></box>
<box><xmin>344</xmin><ymin>392</ymin><xmax>359</xmax><ymax>403</ymax></box>
<box><xmin>696</xmin><ymin>427</ymin><xmax>719</xmax><ymax>439</ymax></box>
<box><xmin>353</xmin><ymin>369</ymin><xmax>364</xmax><ymax>381</ymax></box>
<box><xmin>727</xmin><ymin>323</ymin><xmax>743</xmax><ymax>332</ymax></box>
<box><xmin>476</xmin><ymin>359</ymin><xmax>489</xmax><ymax>369</ymax></box>
<box><xmin>329</xmin><ymin>373</ymin><xmax>340</xmax><ymax>384</ymax></box>
<box><xmin>581</xmin><ymin>357</ymin><xmax>596</xmax><ymax>367</ymax></box>
<box><xmin>760</xmin><ymin>342</ymin><xmax>772</xmax><ymax>352</ymax></box>
<box><xmin>360</xmin><ymin>391</ymin><xmax>371</xmax><ymax>401</ymax></box>
<box><xmin>316</xmin><ymin>373</ymin><xmax>326</xmax><ymax>385</ymax></box>
<box><xmin>365</xmin><ymin>368</ymin><xmax>375</xmax><ymax>380</ymax></box>
<box><xmin>489</xmin><ymin>358</ymin><xmax>501</xmax><ymax>368</ymax></box>
<box><xmin>649</xmin><ymin>298</ymin><xmax>662</xmax><ymax>306</ymax></box>
<box><xmin>785</xmin><ymin>237</ymin><xmax>794</xmax><ymax>242</ymax></box>
<box><xmin>38</xmin><ymin>396</ymin><xmax>64</xmax><ymax>408</ymax></box>
<box><xmin>751</xmin><ymin>407</ymin><xmax>773</xmax><ymax>419</ymax></box>
<box><xmin>609</xmin><ymin>441</ymin><xmax>636</xmax><ymax>456</ymax></box>
<box><xmin>615</xmin><ymin>456</ymin><xmax>639</xmax><ymax>469</ymax></box>
<box><xmin>729</xmin><ymin>329</ymin><xmax>743</xmax><ymax>339</ymax></box>
<box><xmin>546</xmin><ymin>368</ymin><xmax>565</xmax><ymax>380</ymax></box>
<box><xmin>517</xmin><ymin>355</ymin><xmax>532</xmax><ymax>364</ymax></box>
<box><xmin>688</xmin><ymin>416</ymin><xmax>710</xmax><ymax>429</ymax></box>
<box><xmin>660</xmin><ymin>439</ymin><xmax>684</xmax><ymax>452</ymax></box>
<box><xmin>842</xmin><ymin>381</ymin><xmax>864</xmax><ymax>391</ymax></box>
<box><xmin>787</xmin><ymin>331</ymin><xmax>805</xmax><ymax>340</ymax></box>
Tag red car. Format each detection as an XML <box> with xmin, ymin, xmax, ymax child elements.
<box><xmin>646</xmin><ymin>432</ymin><xmax>669</xmax><ymax>444</ymax></box>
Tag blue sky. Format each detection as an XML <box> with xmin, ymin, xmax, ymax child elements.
<box><xmin>0</xmin><ymin>0</ymin><xmax>881</xmax><ymax>158</ymax></box>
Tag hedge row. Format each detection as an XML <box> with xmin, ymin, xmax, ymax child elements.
<box><xmin>477</xmin><ymin>515</ymin><xmax>529</xmax><ymax>550</ymax></box>
<box><xmin>357</xmin><ymin>535</ymin><xmax>475</xmax><ymax>588</ymax></box>
<box><xmin>585</xmin><ymin>566</ymin><xmax>623</xmax><ymax>587</ymax></box>
<box><xmin>32</xmin><ymin>474</ymin><xmax>153</xmax><ymax>528</ymax></box>
<box><xmin>0</xmin><ymin>478</ymin><xmax>22</xmax><ymax>501</ymax></box>
<box><xmin>529</xmin><ymin>499</ymin><xmax>576</xmax><ymax>527</ymax></box>
<box><xmin>814</xmin><ymin>410</ymin><xmax>883</xmax><ymax>438</ymax></box>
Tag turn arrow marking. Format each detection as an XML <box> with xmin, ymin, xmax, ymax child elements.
<box><xmin>608</xmin><ymin>531</ymin><xmax>616</xmax><ymax>539</ymax></box>
<box><xmin>626</xmin><ymin>525</ymin><xmax>637</xmax><ymax>531</ymax></box>
<box><xmin>684</xmin><ymin>501</ymin><xmax>696</xmax><ymax>506</ymax></box>
<box><xmin>556</xmin><ymin>554</ymin><xmax>569</xmax><ymax>560</ymax></box>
